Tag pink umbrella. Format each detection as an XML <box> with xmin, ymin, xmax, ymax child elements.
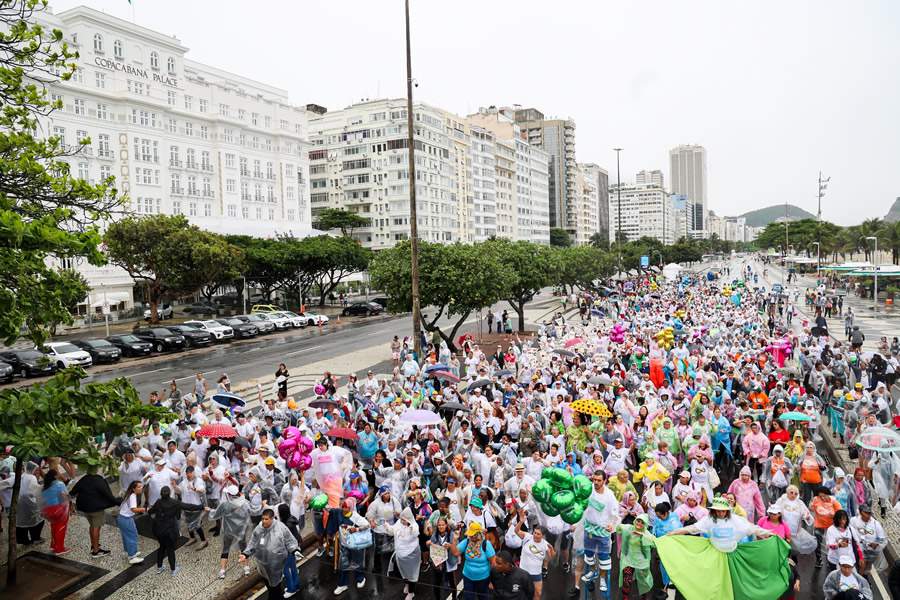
<box><xmin>564</xmin><ymin>338</ymin><xmax>584</xmax><ymax>348</ymax></box>
<box><xmin>399</xmin><ymin>409</ymin><xmax>443</xmax><ymax>427</ymax></box>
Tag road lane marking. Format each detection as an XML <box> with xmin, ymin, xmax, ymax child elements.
<box><xmin>128</xmin><ymin>367</ymin><xmax>170</xmax><ymax>377</ymax></box>
<box><xmin>283</xmin><ymin>345</ymin><xmax>321</xmax><ymax>357</ymax></box>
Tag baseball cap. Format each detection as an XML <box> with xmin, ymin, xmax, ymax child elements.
<box><xmin>224</xmin><ymin>485</ymin><xmax>239</xmax><ymax>496</ymax></box>
<box><xmin>264</xmin><ymin>457</ymin><xmax>276</xmax><ymax>465</ymax></box>
<box><xmin>838</xmin><ymin>555</ymin><xmax>854</xmax><ymax>566</ymax></box>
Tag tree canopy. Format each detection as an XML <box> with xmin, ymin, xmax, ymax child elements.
<box><xmin>313</xmin><ymin>208</ymin><xmax>370</xmax><ymax>237</ymax></box>
<box><xmin>549</xmin><ymin>228</ymin><xmax>572</xmax><ymax>247</ymax></box>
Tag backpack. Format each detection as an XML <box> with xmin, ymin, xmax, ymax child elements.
<box><xmin>851</xmin><ymin>331</ymin><xmax>864</xmax><ymax>345</ymax></box>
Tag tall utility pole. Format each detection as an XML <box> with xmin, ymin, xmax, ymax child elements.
<box><xmin>816</xmin><ymin>172</ymin><xmax>829</xmax><ymax>272</ymax></box>
<box><xmin>405</xmin><ymin>0</ymin><xmax>422</xmax><ymax>357</ymax></box>
<box><xmin>613</xmin><ymin>148</ymin><xmax>623</xmax><ymax>270</ymax></box>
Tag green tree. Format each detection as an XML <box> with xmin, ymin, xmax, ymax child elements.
<box><xmin>104</xmin><ymin>215</ymin><xmax>228</xmax><ymax>322</ymax></box>
<box><xmin>308</xmin><ymin>236</ymin><xmax>371</xmax><ymax>306</ymax></box>
<box><xmin>0</xmin><ymin>371</ymin><xmax>169</xmax><ymax>585</ymax></box>
<box><xmin>0</xmin><ymin>0</ymin><xmax>122</xmax><ymax>345</ymax></box>
<box><xmin>193</xmin><ymin>235</ymin><xmax>246</xmax><ymax>303</ymax></box>
<box><xmin>313</xmin><ymin>208</ymin><xmax>370</xmax><ymax>237</ymax></box>
<box><xmin>554</xmin><ymin>246</ymin><xmax>616</xmax><ymax>293</ymax></box>
<box><xmin>588</xmin><ymin>232</ymin><xmax>609</xmax><ymax>249</ymax></box>
<box><xmin>486</xmin><ymin>239</ymin><xmax>554</xmax><ymax>332</ymax></box>
<box><xmin>370</xmin><ymin>241</ymin><xmax>512</xmax><ymax>350</ymax></box>
<box><xmin>549</xmin><ymin>228</ymin><xmax>572</xmax><ymax>247</ymax></box>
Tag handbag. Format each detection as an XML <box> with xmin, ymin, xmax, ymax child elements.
<box><xmin>341</xmin><ymin>527</ymin><xmax>373</xmax><ymax>550</ymax></box>
<box><xmin>708</xmin><ymin>467</ymin><xmax>721</xmax><ymax>490</ymax></box>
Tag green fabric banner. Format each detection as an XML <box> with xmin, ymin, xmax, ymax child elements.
<box><xmin>655</xmin><ymin>536</ymin><xmax>792</xmax><ymax>600</ymax></box>
<box><xmin>654</xmin><ymin>535</ymin><xmax>734</xmax><ymax>600</ymax></box>
<box><xmin>728</xmin><ymin>537</ymin><xmax>792</xmax><ymax>600</ymax></box>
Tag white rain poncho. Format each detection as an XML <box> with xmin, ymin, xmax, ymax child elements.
<box><xmin>388</xmin><ymin>508</ymin><xmax>421</xmax><ymax>582</ymax></box>
<box><xmin>16</xmin><ymin>472</ymin><xmax>43</xmax><ymax>529</ymax></box>
<box><xmin>244</xmin><ymin>519</ymin><xmax>298</xmax><ymax>586</ymax></box>
<box><xmin>210</xmin><ymin>495</ymin><xmax>251</xmax><ymax>540</ymax></box>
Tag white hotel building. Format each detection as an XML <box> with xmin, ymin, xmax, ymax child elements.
<box><xmin>608</xmin><ymin>178</ymin><xmax>676</xmax><ymax>246</ymax></box>
<box><xmin>38</xmin><ymin>6</ymin><xmax>312</xmax><ymax>313</ymax></box>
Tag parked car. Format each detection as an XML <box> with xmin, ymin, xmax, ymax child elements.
<box><xmin>164</xmin><ymin>325</ymin><xmax>213</xmax><ymax>349</ymax></box>
<box><xmin>235</xmin><ymin>314</ymin><xmax>276</xmax><ymax>333</ymax></box>
<box><xmin>183</xmin><ymin>302</ymin><xmax>219</xmax><ymax>316</ymax></box>
<box><xmin>261</xmin><ymin>312</ymin><xmax>293</xmax><ymax>330</ymax></box>
<box><xmin>250</xmin><ymin>304</ymin><xmax>281</xmax><ymax>314</ymax></box>
<box><xmin>40</xmin><ymin>341</ymin><xmax>93</xmax><ymax>369</ymax></box>
<box><xmin>277</xmin><ymin>311</ymin><xmax>306</xmax><ymax>328</ymax></box>
<box><xmin>371</xmin><ymin>297</ymin><xmax>389</xmax><ymax>310</ymax></box>
<box><xmin>342</xmin><ymin>302</ymin><xmax>383</xmax><ymax>317</ymax></box>
<box><xmin>298</xmin><ymin>312</ymin><xmax>330</xmax><ymax>327</ymax></box>
<box><xmin>184</xmin><ymin>319</ymin><xmax>234</xmax><ymax>341</ymax></box>
<box><xmin>106</xmin><ymin>334</ymin><xmax>154</xmax><ymax>357</ymax></box>
<box><xmin>0</xmin><ymin>350</ymin><xmax>56</xmax><ymax>378</ymax></box>
<box><xmin>143</xmin><ymin>303</ymin><xmax>174</xmax><ymax>320</ymax></box>
<box><xmin>0</xmin><ymin>360</ymin><xmax>14</xmax><ymax>384</ymax></box>
<box><xmin>132</xmin><ymin>327</ymin><xmax>186</xmax><ymax>352</ymax></box>
<box><xmin>215</xmin><ymin>318</ymin><xmax>258</xmax><ymax>339</ymax></box>
<box><xmin>71</xmin><ymin>338</ymin><xmax>122</xmax><ymax>364</ymax></box>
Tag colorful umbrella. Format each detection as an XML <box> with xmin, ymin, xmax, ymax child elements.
<box><xmin>211</xmin><ymin>391</ymin><xmax>246</xmax><ymax>408</ymax></box>
<box><xmin>399</xmin><ymin>409</ymin><xmax>443</xmax><ymax>427</ymax></box>
<box><xmin>309</xmin><ymin>398</ymin><xmax>339</xmax><ymax>410</ymax></box>
<box><xmin>424</xmin><ymin>364</ymin><xmax>450</xmax><ymax>374</ymax></box>
<box><xmin>326</xmin><ymin>427</ymin><xmax>358</xmax><ymax>441</ymax></box>
<box><xmin>855</xmin><ymin>426</ymin><xmax>900</xmax><ymax>452</ymax></box>
<box><xmin>778</xmin><ymin>411</ymin><xmax>811</xmax><ymax>422</ymax></box>
<box><xmin>195</xmin><ymin>423</ymin><xmax>238</xmax><ymax>439</ymax></box>
<box><xmin>570</xmin><ymin>398</ymin><xmax>612</xmax><ymax>418</ymax></box>
<box><xmin>564</xmin><ymin>337</ymin><xmax>584</xmax><ymax>348</ymax></box>
<box><xmin>437</xmin><ymin>401</ymin><xmax>469</xmax><ymax>413</ymax></box>
<box><xmin>431</xmin><ymin>370</ymin><xmax>460</xmax><ymax>383</ymax></box>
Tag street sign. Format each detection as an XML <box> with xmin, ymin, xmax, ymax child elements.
<box><xmin>640</xmin><ymin>255</ymin><xmax>649</xmax><ymax>268</ymax></box>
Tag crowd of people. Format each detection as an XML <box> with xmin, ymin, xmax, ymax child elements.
<box><xmin>3</xmin><ymin>257</ymin><xmax>900</xmax><ymax>600</ymax></box>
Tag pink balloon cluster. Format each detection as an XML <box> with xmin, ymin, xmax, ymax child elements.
<box><xmin>609</xmin><ymin>323</ymin><xmax>626</xmax><ymax>344</ymax></box>
<box><xmin>765</xmin><ymin>339</ymin><xmax>793</xmax><ymax>368</ymax></box>
<box><xmin>277</xmin><ymin>426</ymin><xmax>314</xmax><ymax>471</ymax></box>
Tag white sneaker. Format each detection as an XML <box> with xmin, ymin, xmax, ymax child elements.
<box><xmin>598</xmin><ymin>577</ymin><xmax>608</xmax><ymax>592</ymax></box>
<box><xmin>356</xmin><ymin>577</ymin><xmax>366</xmax><ymax>589</ymax></box>
<box><xmin>284</xmin><ymin>591</ymin><xmax>297</xmax><ymax>599</ymax></box>
<box><xmin>128</xmin><ymin>556</ymin><xmax>144</xmax><ymax>564</ymax></box>
<box><xmin>334</xmin><ymin>585</ymin><xmax>349</xmax><ymax>595</ymax></box>
<box><xmin>218</xmin><ymin>569</ymin><xmax>226</xmax><ymax>580</ymax></box>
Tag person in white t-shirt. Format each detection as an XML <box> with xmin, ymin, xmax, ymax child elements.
<box><xmin>180</xmin><ymin>465</ymin><xmax>208</xmax><ymax>548</ymax></box>
<box><xmin>118</xmin><ymin>450</ymin><xmax>147</xmax><ymax>493</ymax></box>
<box><xmin>144</xmin><ymin>459</ymin><xmax>179</xmax><ymax>506</ymax></box>
<box><xmin>117</xmin><ymin>480</ymin><xmax>147</xmax><ymax>564</ymax></box>
<box><xmin>515</xmin><ymin>516</ymin><xmax>553</xmax><ymax>600</ymax></box>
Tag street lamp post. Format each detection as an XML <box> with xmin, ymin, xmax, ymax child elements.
<box><xmin>405</xmin><ymin>0</ymin><xmax>423</xmax><ymax>357</ymax></box>
<box><xmin>613</xmin><ymin>148</ymin><xmax>623</xmax><ymax>270</ymax></box>
<box><xmin>811</xmin><ymin>241</ymin><xmax>820</xmax><ymax>285</ymax></box>
<box><xmin>866</xmin><ymin>236</ymin><xmax>878</xmax><ymax>313</ymax></box>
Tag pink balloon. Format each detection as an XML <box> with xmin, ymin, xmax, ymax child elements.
<box><xmin>314</xmin><ymin>384</ymin><xmax>326</xmax><ymax>395</ymax></box>
<box><xmin>278</xmin><ymin>438</ymin><xmax>298</xmax><ymax>460</ymax></box>
<box><xmin>283</xmin><ymin>426</ymin><xmax>301</xmax><ymax>440</ymax></box>
<box><xmin>298</xmin><ymin>436</ymin><xmax>314</xmax><ymax>454</ymax></box>
<box><xmin>347</xmin><ymin>488</ymin><xmax>365</xmax><ymax>500</ymax></box>
<box><xmin>297</xmin><ymin>453</ymin><xmax>312</xmax><ymax>471</ymax></box>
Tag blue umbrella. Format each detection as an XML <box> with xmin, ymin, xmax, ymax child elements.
<box><xmin>424</xmin><ymin>364</ymin><xmax>450</xmax><ymax>374</ymax></box>
<box><xmin>211</xmin><ymin>391</ymin><xmax>246</xmax><ymax>408</ymax></box>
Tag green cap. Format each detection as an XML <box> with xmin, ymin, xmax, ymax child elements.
<box><xmin>710</xmin><ymin>497</ymin><xmax>731</xmax><ymax>512</ymax></box>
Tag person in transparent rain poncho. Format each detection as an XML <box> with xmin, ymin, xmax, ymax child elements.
<box><xmin>240</xmin><ymin>507</ymin><xmax>299</xmax><ymax>600</ymax></box>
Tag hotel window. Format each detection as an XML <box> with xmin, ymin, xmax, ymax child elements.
<box><xmin>77</xmin><ymin>162</ymin><xmax>89</xmax><ymax>180</ymax></box>
<box><xmin>167</xmin><ymin>118</ymin><xmax>176</xmax><ymax>133</ymax></box>
<box><xmin>219</xmin><ymin>103</ymin><xmax>229</xmax><ymax>117</ymax></box>
<box><xmin>188</xmin><ymin>201</ymin><xmax>197</xmax><ymax>216</ymax></box>
<box><xmin>167</xmin><ymin>90</ymin><xmax>176</xmax><ymax>106</ymax></box>
<box><xmin>53</xmin><ymin>125</ymin><xmax>66</xmax><ymax>146</ymax></box>
<box><xmin>227</xmin><ymin>204</ymin><xmax>236</xmax><ymax>218</ymax></box>
<box><xmin>255</xmin><ymin>207</ymin><xmax>262</xmax><ymax>220</ymax></box>
<box><xmin>184</xmin><ymin>95</ymin><xmax>193</xmax><ymax>110</ymax></box>
<box><xmin>287</xmin><ymin>209</ymin><xmax>296</xmax><ymax>221</ymax></box>
<box><xmin>185</xmin><ymin>122</ymin><xmax>193</xmax><ymax>137</ymax></box>
<box><xmin>264</xmin><ymin>116</ymin><xmax>271</xmax><ymax>128</ymax></box>
<box><xmin>226</xmin><ymin>179</ymin><xmax>236</xmax><ymax>193</ymax></box>
<box><xmin>200</xmin><ymin>125</ymin><xmax>208</xmax><ymax>140</ymax></box>
<box><xmin>238</xmin><ymin>109</ymin><xmax>246</xmax><ymax>121</ymax></box>
<box><xmin>251</xmin><ymin>112</ymin><xmax>258</xmax><ymax>126</ymax></box>
<box><xmin>203</xmin><ymin>203</ymin><xmax>211</xmax><ymax>217</ymax></box>
<box><xmin>172</xmin><ymin>200</ymin><xmax>182</xmax><ymax>215</ymax></box>
<box><xmin>76</xmin><ymin>129</ymin><xmax>88</xmax><ymax>144</ymax></box>
<box><xmin>150</xmin><ymin>51</ymin><xmax>159</xmax><ymax>70</ymax></box>
<box><xmin>268</xmin><ymin>208</ymin><xmax>275</xmax><ymax>220</ymax></box>
<box><xmin>113</xmin><ymin>40</ymin><xmax>123</xmax><ymax>59</ymax></box>
<box><xmin>73</xmin><ymin>98</ymin><xmax>85</xmax><ymax>116</ymax></box>
<box><xmin>242</xmin><ymin>207</ymin><xmax>248</xmax><ymax>219</ymax></box>
<box><xmin>167</xmin><ymin>57</ymin><xmax>176</xmax><ymax>74</ymax></box>
<box><xmin>199</xmin><ymin>99</ymin><xmax>208</xmax><ymax>113</ymax></box>
<box><xmin>94</xmin><ymin>71</ymin><xmax>105</xmax><ymax>89</ymax></box>
<box><xmin>100</xmin><ymin>165</ymin><xmax>111</xmax><ymax>180</ymax></box>
<box><xmin>225</xmin><ymin>153</ymin><xmax>235</xmax><ymax>168</ymax></box>
<box><xmin>93</xmin><ymin>33</ymin><xmax>103</xmax><ymax>53</ymax></box>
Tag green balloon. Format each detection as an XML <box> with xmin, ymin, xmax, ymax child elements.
<box><xmin>541</xmin><ymin>467</ymin><xmax>556</xmax><ymax>481</ymax></box>
<box><xmin>573</xmin><ymin>475</ymin><xmax>592</xmax><ymax>501</ymax></box>
<box><xmin>539</xmin><ymin>502</ymin><xmax>560</xmax><ymax>517</ymax></box>
<box><xmin>560</xmin><ymin>503</ymin><xmax>585</xmax><ymax>525</ymax></box>
<box><xmin>532</xmin><ymin>479</ymin><xmax>554</xmax><ymax>504</ymax></box>
<box><xmin>548</xmin><ymin>467</ymin><xmax>574</xmax><ymax>488</ymax></box>
<box><xmin>550</xmin><ymin>489</ymin><xmax>576</xmax><ymax>511</ymax></box>
<box><xmin>309</xmin><ymin>493</ymin><xmax>329</xmax><ymax>511</ymax></box>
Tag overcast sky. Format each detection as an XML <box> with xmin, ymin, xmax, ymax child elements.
<box><xmin>52</xmin><ymin>0</ymin><xmax>900</xmax><ymax>225</ymax></box>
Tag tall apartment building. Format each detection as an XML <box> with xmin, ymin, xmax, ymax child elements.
<box><xmin>595</xmin><ymin>166</ymin><xmax>609</xmax><ymax>242</ymax></box>
<box><xmin>467</xmin><ymin>107</ymin><xmax>550</xmax><ymax>244</ymax></box>
<box><xmin>308</xmin><ymin>100</ymin><xmax>551</xmax><ymax>249</ymax></box>
<box><xmin>504</xmin><ymin>107</ymin><xmax>576</xmax><ymax>232</ymax></box>
<box><xmin>635</xmin><ymin>169</ymin><xmax>664</xmax><ymax>187</ymax></box>
<box><xmin>570</xmin><ymin>164</ymin><xmax>600</xmax><ymax>245</ymax></box>
<box><xmin>608</xmin><ymin>178</ymin><xmax>675</xmax><ymax>245</ymax></box>
<box><xmin>39</xmin><ymin>6</ymin><xmax>312</xmax><ymax>312</ymax></box>
<box><xmin>669</xmin><ymin>144</ymin><xmax>707</xmax><ymax>237</ymax></box>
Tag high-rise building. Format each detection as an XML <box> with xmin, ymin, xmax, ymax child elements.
<box><xmin>608</xmin><ymin>177</ymin><xmax>675</xmax><ymax>245</ymax></box>
<box><xmin>307</xmin><ymin>100</ymin><xmax>551</xmax><ymax>249</ymax></box>
<box><xmin>595</xmin><ymin>166</ymin><xmax>609</xmax><ymax>242</ymax></box>
<box><xmin>635</xmin><ymin>169</ymin><xmax>664</xmax><ymax>187</ymax></box>
<box><xmin>569</xmin><ymin>163</ymin><xmax>600</xmax><ymax>245</ymax></box>
<box><xmin>504</xmin><ymin>107</ymin><xmax>576</xmax><ymax>232</ymax></box>
<box><xmin>38</xmin><ymin>6</ymin><xmax>312</xmax><ymax>312</ymax></box>
<box><xmin>669</xmin><ymin>145</ymin><xmax>707</xmax><ymax>237</ymax></box>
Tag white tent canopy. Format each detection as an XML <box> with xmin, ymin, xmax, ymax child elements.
<box><xmin>662</xmin><ymin>263</ymin><xmax>683</xmax><ymax>282</ymax></box>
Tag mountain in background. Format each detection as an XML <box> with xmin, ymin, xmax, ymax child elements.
<box><xmin>735</xmin><ymin>204</ymin><xmax>816</xmax><ymax>227</ymax></box>
<box><xmin>884</xmin><ymin>197</ymin><xmax>900</xmax><ymax>222</ymax></box>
